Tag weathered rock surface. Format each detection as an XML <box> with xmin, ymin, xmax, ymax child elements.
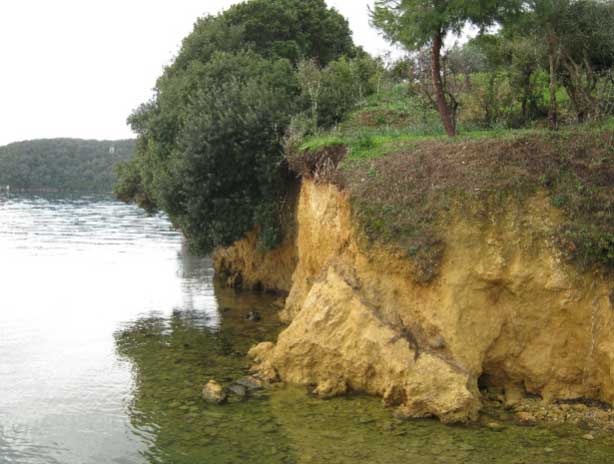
<box><xmin>202</xmin><ymin>380</ymin><xmax>227</xmax><ymax>404</ymax></box>
<box><xmin>219</xmin><ymin>179</ymin><xmax>614</xmax><ymax>423</ymax></box>
<box><xmin>250</xmin><ymin>267</ymin><xmax>480</xmax><ymax>422</ymax></box>
<box><xmin>214</xmin><ymin>228</ymin><xmax>297</xmax><ymax>292</ymax></box>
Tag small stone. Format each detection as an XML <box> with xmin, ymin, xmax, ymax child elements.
<box><xmin>582</xmin><ymin>433</ymin><xmax>595</xmax><ymax>441</ymax></box>
<box><xmin>486</xmin><ymin>421</ymin><xmax>505</xmax><ymax>431</ymax></box>
<box><xmin>544</xmin><ymin>448</ymin><xmax>555</xmax><ymax>453</ymax></box>
<box><xmin>202</xmin><ymin>380</ymin><xmax>227</xmax><ymax>404</ymax></box>
<box><xmin>228</xmin><ymin>384</ymin><xmax>248</xmax><ymax>399</ymax></box>
<box><xmin>246</xmin><ymin>311</ymin><xmax>262</xmax><ymax>321</ymax></box>
<box><xmin>383</xmin><ymin>423</ymin><xmax>396</xmax><ymax>432</ymax></box>
<box><xmin>516</xmin><ymin>411</ymin><xmax>538</xmax><ymax>425</ymax></box>
<box><xmin>358</xmin><ymin>417</ymin><xmax>376</xmax><ymax>425</ymax></box>
<box><xmin>235</xmin><ymin>376</ymin><xmax>265</xmax><ymax>391</ymax></box>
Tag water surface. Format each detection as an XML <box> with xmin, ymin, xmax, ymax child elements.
<box><xmin>1</xmin><ymin>194</ymin><xmax>613</xmax><ymax>464</ymax></box>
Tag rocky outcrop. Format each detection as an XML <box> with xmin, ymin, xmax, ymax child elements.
<box><xmin>218</xmin><ymin>179</ymin><xmax>614</xmax><ymax>423</ymax></box>
<box><xmin>249</xmin><ymin>267</ymin><xmax>480</xmax><ymax>423</ymax></box>
<box><xmin>214</xmin><ymin>228</ymin><xmax>297</xmax><ymax>293</ymax></box>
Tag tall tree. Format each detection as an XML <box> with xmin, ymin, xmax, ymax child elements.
<box><xmin>119</xmin><ymin>0</ymin><xmax>361</xmax><ymax>254</ymax></box>
<box><xmin>371</xmin><ymin>0</ymin><xmax>520</xmax><ymax>136</ymax></box>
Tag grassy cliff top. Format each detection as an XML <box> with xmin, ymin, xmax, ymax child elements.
<box><xmin>288</xmin><ymin>92</ymin><xmax>614</xmax><ymax>280</ymax></box>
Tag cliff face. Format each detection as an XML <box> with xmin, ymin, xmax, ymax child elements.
<box><xmin>217</xmin><ymin>179</ymin><xmax>614</xmax><ymax>423</ymax></box>
<box><xmin>214</xmin><ymin>228</ymin><xmax>297</xmax><ymax>293</ymax></box>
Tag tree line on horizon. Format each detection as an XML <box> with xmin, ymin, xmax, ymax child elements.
<box><xmin>0</xmin><ymin>138</ymin><xmax>135</xmax><ymax>192</ymax></box>
<box><xmin>115</xmin><ymin>0</ymin><xmax>614</xmax><ymax>254</ymax></box>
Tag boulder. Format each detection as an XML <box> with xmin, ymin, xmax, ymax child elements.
<box><xmin>202</xmin><ymin>380</ymin><xmax>227</xmax><ymax>404</ymax></box>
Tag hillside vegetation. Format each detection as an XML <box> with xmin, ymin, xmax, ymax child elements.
<box><xmin>117</xmin><ymin>0</ymin><xmax>614</xmax><ymax>271</ymax></box>
<box><xmin>292</xmin><ymin>112</ymin><xmax>614</xmax><ymax>280</ymax></box>
<box><xmin>115</xmin><ymin>0</ymin><xmax>379</xmax><ymax>253</ymax></box>
<box><xmin>0</xmin><ymin>138</ymin><xmax>135</xmax><ymax>192</ymax></box>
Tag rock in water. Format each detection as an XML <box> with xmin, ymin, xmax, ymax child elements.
<box><xmin>486</xmin><ymin>422</ymin><xmax>505</xmax><ymax>432</ymax></box>
<box><xmin>246</xmin><ymin>311</ymin><xmax>262</xmax><ymax>321</ymax></box>
<box><xmin>202</xmin><ymin>380</ymin><xmax>227</xmax><ymax>404</ymax></box>
<box><xmin>235</xmin><ymin>376</ymin><xmax>265</xmax><ymax>391</ymax></box>
<box><xmin>515</xmin><ymin>411</ymin><xmax>537</xmax><ymax>425</ymax></box>
<box><xmin>227</xmin><ymin>384</ymin><xmax>248</xmax><ymax>399</ymax></box>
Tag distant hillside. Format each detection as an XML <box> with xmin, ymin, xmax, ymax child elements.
<box><xmin>0</xmin><ymin>138</ymin><xmax>135</xmax><ymax>192</ymax></box>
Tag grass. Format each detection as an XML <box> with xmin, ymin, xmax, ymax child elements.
<box><xmin>289</xmin><ymin>86</ymin><xmax>614</xmax><ymax>281</ymax></box>
<box><xmin>301</xmin><ymin>118</ymin><xmax>614</xmax><ymax>162</ymax></box>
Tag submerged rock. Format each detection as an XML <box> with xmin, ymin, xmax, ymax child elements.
<box><xmin>515</xmin><ymin>411</ymin><xmax>537</xmax><ymax>425</ymax></box>
<box><xmin>235</xmin><ymin>375</ymin><xmax>265</xmax><ymax>391</ymax></box>
<box><xmin>202</xmin><ymin>380</ymin><xmax>227</xmax><ymax>404</ymax></box>
<box><xmin>227</xmin><ymin>384</ymin><xmax>248</xmax><ymax>399</ymax></box>
<box><xmin>486</xmin><ymin>421</ymin><xmax>506</xmax><ymax>432</ymax></box>
<box><xmin>246</xmin><ymin>311</ymin><xmax>262</xmax><ymax>322</ymax></box>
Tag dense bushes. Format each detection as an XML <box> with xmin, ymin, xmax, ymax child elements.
<box><xmin>117</xmin><ymin>0</ymin><xmax>380</xmax><ymax>254</ymax></box>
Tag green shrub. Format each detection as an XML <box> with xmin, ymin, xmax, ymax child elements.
<box><xmin>120</xmin><ymin>0</ymin><xmax>358</xmax><ymax>254</ymax></box>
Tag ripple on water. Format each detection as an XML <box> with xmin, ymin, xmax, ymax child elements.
<box><xmin>2</xmin><ymin>194</ymin><xmax>614</xmax><ymax>464</ymax></box>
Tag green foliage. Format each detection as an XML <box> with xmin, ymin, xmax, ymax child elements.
<box><xmin>371</xmin><ymin>0</ymin><xmax>520</xmax><ymax>50</ymax></box>
<box><xmin>121</xmin><ymin>0</ymin><xmax>358</xmax><ymax>254</ymax></box>
<box><xmin>114</xmin><ymin>156</ymin><xmax>156</xmax><ymax>211</ymax></box>
<box><xmin>296</xmin><ymin>55</ymin><xmax>384</xmax><ymax>130</ymax></box>
<box><xmin>168</xmin><ymin>53</ymin><xmax>297</xmax><ymax>253</ymax></box>
<box><xmin>0</xmin><ymin>139</ymin><xmax>134</xmax><ymax>192</ymax></box>
<box><xmin>172</xmin><ymin>0</ymin><xmax>355</xmax><ymax>70</ymax></box>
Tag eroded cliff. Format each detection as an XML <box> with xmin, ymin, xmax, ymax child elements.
<box><xmin>216</xmin><ymin>179</ymin><xmax>614</xmax><ymax>423</ymax></box>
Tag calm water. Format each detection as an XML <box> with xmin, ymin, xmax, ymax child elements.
<box><xmin>1</xmin><ymin>194</ymin><xmax>613</xmax><ymax>464</ymax></box>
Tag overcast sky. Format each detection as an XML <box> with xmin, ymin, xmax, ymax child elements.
<box><xmin>0</xmin><ymin>1</ymin><xmax>395</xmax><ymax>146</ymax></box>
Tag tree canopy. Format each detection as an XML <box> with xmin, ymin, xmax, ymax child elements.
<box><xmin>371</xmin><ymin>1</ymin><xmax>522</xmax><ymax>136</ymax></box>
<box><xmin>116</xmin><ymin>0</ymin><xmax>377</xmax><ymax>254</ymax></box>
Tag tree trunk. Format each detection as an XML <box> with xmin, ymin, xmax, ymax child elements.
<box><xmin>431</xmin><ymin>32</ymin><xmax>456</xmax><ymax>137</ymax></box>
<box><xmin>521</xmin><ymin>68</ymin><xmax>532</xmax><ymax>121</ymax></box>
<box><xmin>548</xmin><ymin>33</ymin><xmax>558</xmax><ymax>130</ymax></box>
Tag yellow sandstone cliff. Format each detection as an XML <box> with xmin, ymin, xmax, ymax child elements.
<box><xmin>215</xmin><ymin>179</ymin><xmax>614</xmax><ymax>423</ymax></box>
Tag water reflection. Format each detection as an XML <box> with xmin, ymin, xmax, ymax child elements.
<box><xmin>115</xmin><ymin>284</ymin><xmax>288</xmax><ymax>464</ymax></box>
<box><xmin>0</xmin><ymin>195</ymin><xmax>219</xmax><ymax>464</ymax></box>
<box><xmin>116</xmin><ymin>287</ymin><xmax>614</xmax><ymax>464</ymax></box>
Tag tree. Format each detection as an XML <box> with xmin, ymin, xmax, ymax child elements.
<box><xmin>556</xmin><ymin>0</ymin><xmax>614</xmax><ymax>121</ymax></box>
<box><xmin>173</xmin><ymin>0</ymin><xmax>355</xmax><ymax>70</ymax></box>
<box><xmin>516</xmin><ymin>0</ymin><xmax>570</xmax><ymax>129</ymax></box>
<box><xmin>371</xmin><ymin>0</ymin><xmax>521</xmax><ymax>136</ymax></box>
<box><xmin>500</xmin><ymin>0</ymin><xmax>614</xmax><ymax>127</ymax></box>
<box><xmin>0</xmin><ymin>138</ymin><xmax>135</xmax><ymax>192</ymax></box>
<box><xmin>120</xmin><ymin>0</ymin><xmax>359</xmax><ymax>254</ymax></box>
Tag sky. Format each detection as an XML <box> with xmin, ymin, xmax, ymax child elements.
<box><xmin>0</xmin><ymin>1</ymin><xmax>394</xmax><ymax>146</ymax></box>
